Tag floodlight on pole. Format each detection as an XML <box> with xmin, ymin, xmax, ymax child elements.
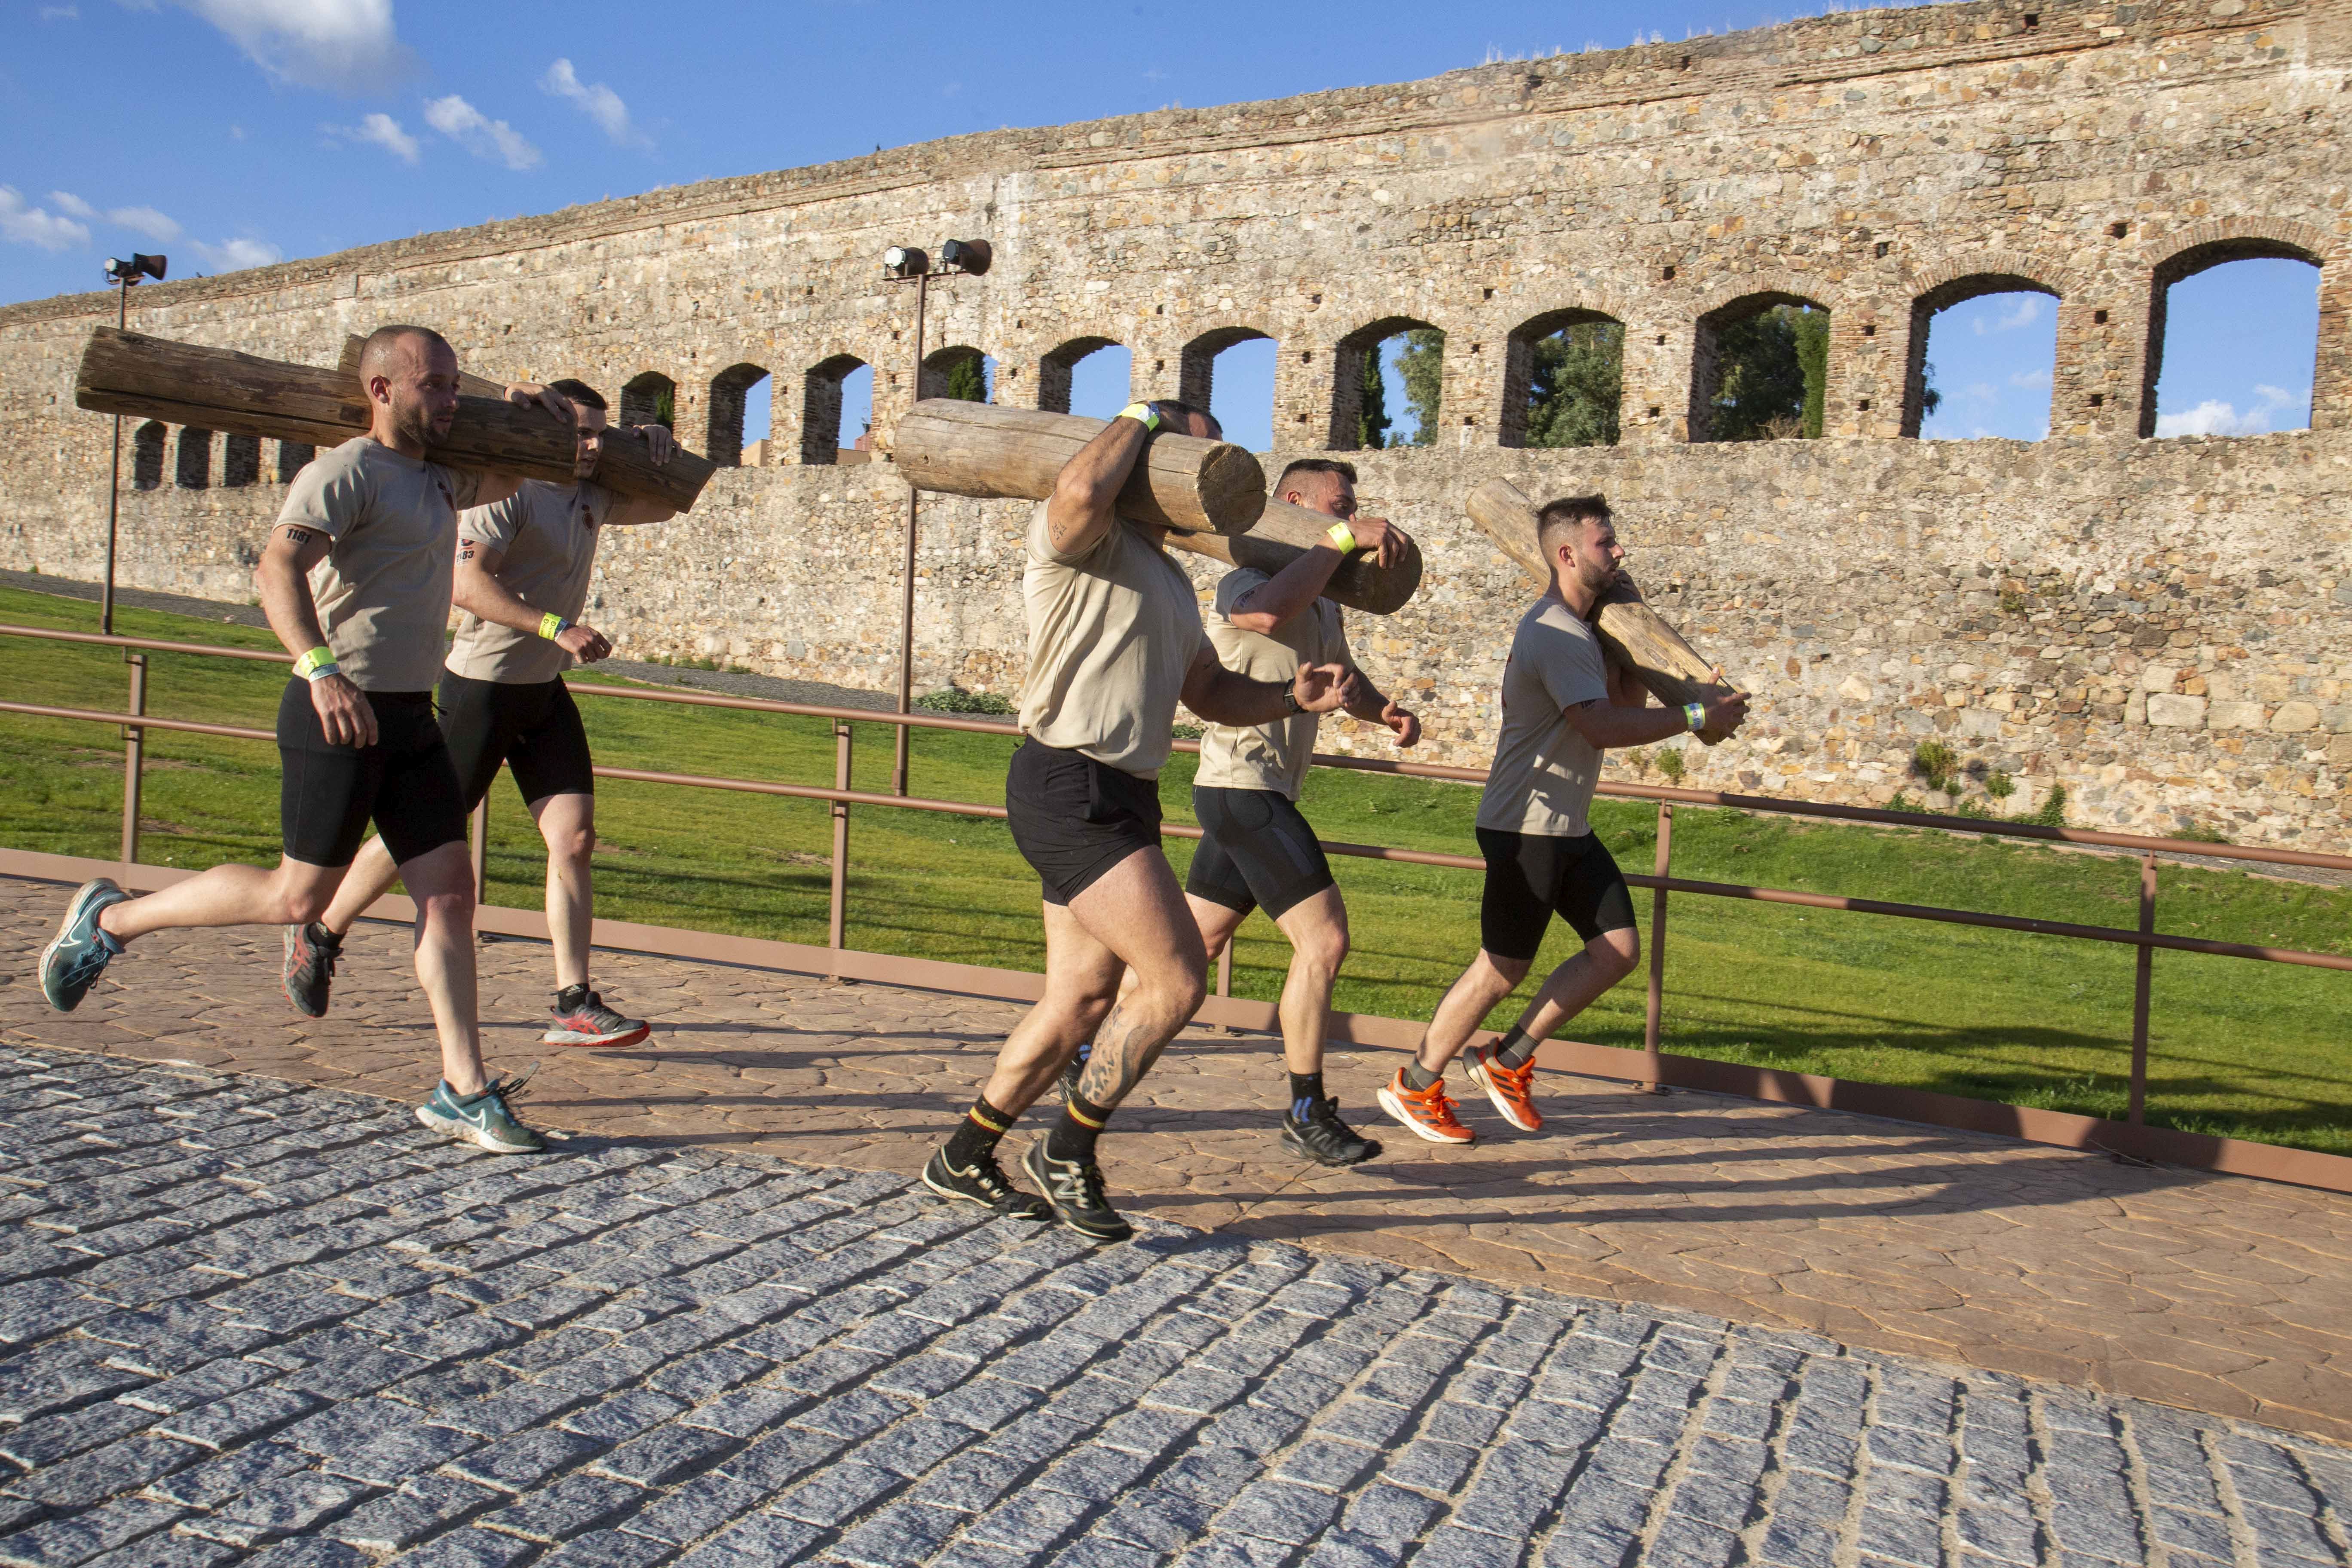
<box><xmin>99</xmin><ymin>254</ymin><xmax>165</xmax><ymax>638</ymax></box>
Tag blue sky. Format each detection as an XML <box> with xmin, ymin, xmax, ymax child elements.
<box><xmin>2</xmin><ymin>1</ymin><xmax>2316</xmax><ymax>449</ymax></box>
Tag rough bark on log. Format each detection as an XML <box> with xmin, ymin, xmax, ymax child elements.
<box><xmin>1161</xmin><ymin>499</ymin><xmax>1422</xmax><ymax>615</ymax></box>
<box><xmin>891</xmin><ymin>399</ymin><xmax>1263</xmax><ymax>536</ymax></box>
<box><xmin>75</xmin><ymin>328</ymin><xmax>715</xmax><ymax>511</ymax></box>
<box><xmin>1464</xmin><ymin>477</ymin><xmax>1743</xmax><ymax>740</ymax></box>
<box><xmin>337</xmin><ymin>334</ymin><xmax>505</xmax><ymax>399</ymax></box>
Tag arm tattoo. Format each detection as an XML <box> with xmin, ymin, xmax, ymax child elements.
<box><xmin>282</xmin><ymin>527</ymin><xmax>313</xmax><ymax>545</ymax></box>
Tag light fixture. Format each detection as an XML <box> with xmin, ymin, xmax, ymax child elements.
<box><xmin>104</xmin><ymin>254</ymin><xmax>167</xmax><ymax>285</ymax></box>
<box><xmin>937</xmin><ymin>239</ymin><xmax>992</xmax><ymax>276</ymax></box>
<box><xmin>881</xmin><ymin>246</ymin><xmax>928</xmax><ymax>279</ymax></box>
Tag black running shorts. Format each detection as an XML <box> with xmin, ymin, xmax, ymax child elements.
<box><xmin>1004</xmin><ymin>738</ymin><xmax>1164</xmax><ymax>907</ymax></box>
<box><xmin>276</xmin><ymin>680</ymin><xmax>467</xmax><ymax>869</ymax></box>
<box><xmin>1187</xmin><ymin>785</ymin><xmax>1337</xmax><ymax>922</ymax></box>
<box><xmin>1473</xmin><ymin>826</ymin><xmax>1638</xmax><ymax>962</ymax></box>
<box><xmin>436</xmin><ymin>671</ymin><xmax>596</xmax><ymax>809</ymax></box>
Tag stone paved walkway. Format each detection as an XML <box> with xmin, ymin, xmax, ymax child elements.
<box><xmin>6</xmin><ymin>875</ymin><xmax>2349</xmax><ymax>1451</ymax></box>
<box><xmin>3</xmin><ymin>1046</ymin><xmax>2348</xmax><ymax>1568</ymax></box>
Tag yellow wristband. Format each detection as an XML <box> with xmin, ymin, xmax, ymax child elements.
<box><xmin>1325</xmin><ymin>522</ymin><xmax>1357</xmax><ymax>554</ymax></box>
<box><xmin>294</xmin><ymin>647</ymin><xmax>338</xmax><ymax>681</ymax></box>
<box><xmin>539</xmin><ymin>613</ymin><xmax>571</xmax><ymax>642</ymax></box>
<box><xmin>1115</xmin><ymin>401</ymin><xmax>1161</xmax><ymax>432</ymax></box>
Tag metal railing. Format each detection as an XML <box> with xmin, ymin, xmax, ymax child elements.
<box><xmin>6</xmin><ymin>619</ymin><xmax>2350</xmax><ymax>1147</ymax></box>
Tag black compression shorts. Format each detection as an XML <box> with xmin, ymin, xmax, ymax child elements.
<box><xmin>1004</xmin><ymin>738</ymin><xmax>1163</xmax><ymax>907</ymax></box>
<box><xmin>276</xmin><ymin>680</ymin><xmax>466</xmax><ymax>869</ymax></box>
<box><xmin>1474</xmin><ymin>826</ymin><xmax>1638</xmax><ymax>962</ymax></box>
<box><xmin>436</xmin><ymin>671</ymin><xmax>596</xmax><ymax>809</ymax></box>
<box><xmin>1187</xmin><ymin>786</ymin><xmax>1337</xmax><ymax>922</ymax></box>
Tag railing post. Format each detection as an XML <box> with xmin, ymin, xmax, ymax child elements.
<box><xmin>469</xmin><ymin>792</ymin><xmax>490</xmax><ymax>903</ymax></box>
<box><xmin>2129</xmin><ymin>851</ymin><xmax>2156</xmax><ymax>1124</ymax></box>
<box><xmin>829</xmin><ymin>720</ymin><xmax>852</xmax><ymax>972</ymax></box>
<box><xmin>1643</xmin><ymin>800</ymin><xmax>1673</xmax><ymax>1093</ymax></box>
<box><xmin>1216</xmin><ymin>940</ymin><xmax>1233</xmax><ymax>998</ymax></box>
<box><xmin>119</xmin><ymin>651</ymin><xmax>147</xmax><ymax>866</ymax></box>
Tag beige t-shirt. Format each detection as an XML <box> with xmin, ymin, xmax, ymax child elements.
<box><xmin>444</xmin><ymin>480</ymin><xmax>617</xmax><ymax>685</ymax></box>
<box><xmin>1194</xmin><ymin>568</ymin><xmax>1349</xmax><ymax>800</ymax></box>
<box><xmin>1017</xmin><ymin>502</ymin><xmax>1205</xmax><ymax>779</ymax></box>
<box><xmin>278</xmin><ymin>437</ymin><xmax>484</xmax><ymax>693</ymax></box>
<box><xmin>1476</xmin><ymin>596</ymin><xmax>1614</xmax><ymax>838</ymax></box>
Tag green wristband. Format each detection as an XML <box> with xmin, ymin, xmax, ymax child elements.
<box><xmin>539</xmin><ymin>612</ymin><xmax>571</xmax><ymax>642</ymax></box>
<box><xmin>1684</xmin><ymin>702</ymin><xmax>1707</xmax><ymax>732</ymax></box>
<box><xmin>294</xmin><ymin>647</ymin><xmax>339</xmax><ymax>681</ymax></box>
<box><xmin>1325</xmin><ymin>522</ymin><xmax>1357</xmax><ymax>554</ymax></box>
<box><xmin>1115</xmin><ymin>401</ymin><xmax>1161</xmax><ymax>432</ymax></box>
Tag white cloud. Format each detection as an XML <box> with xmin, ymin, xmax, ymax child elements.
<box><xmin>541</xmin><ymin>58</ymin><xmax>647</xmax><ymax>147</ymax></box>
<box><xmin>1964</xmin><ymin>380</ymin><xmax>1999</xmax><ymax>405</ymax></box>
<box><xmin>0</xmin><ymin>187</ymin><xmax>91</xmax><ymax>251</ymax></box>
<box><xmin>190</xmin><ymin>236</ymin><xmax>283</xmax><ymax>273</ymax></box>
<box><xmin>1973</xmin><ymin>295</ymin><xmax>2044</xmax><ymax>334</ymax></box>
<box><xmin>40</xmin><ymin>5</ymin><xmax>79</xmax><ymax>19</ymax></box>
<box><xmin>49</xmin><ymin>192</ymin><xmax>181</xmax><ymax>241</ymax></box>
<box><xmin>328</xmin><ymin>111</ymin><xmax>420</xmax><ymax>164</ymax></box>
<box><xmin>424</xmin><ymin>95</ymin><xmax>541</xmax><ymax>171</ymax></box>
<box><xmin>2008</xmin><ymin>368</ymin><xmax>2052</xmax><ymax>390</ymax></box>
<box><xmin>2154</xmin><ymin>385</ymin><xmax>2303</xmax><ymax>438</ymax></box>
<box><xmin>155</xmin><ymin>0</ymin><xmax>413</xmax><ymax>92</ymax></box>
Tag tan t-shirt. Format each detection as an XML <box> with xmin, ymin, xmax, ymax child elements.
<box><xmin>277</xmin><ymin>437</ymin><xmax>484</xmax><ymax>692</ymax></box>
<box><xmin>1194</xmin><ymin>568</ymin><xmax>1349</xmax><ymax>800</ymax></box>
<box><xmin>1476</xmin><ymin>596</ymin><xmax>1614</xmax><ymax>838</ymax></box>
<box><xmin>1017</xmin><ymin>502</ymin><xmax>1205</xmax><ymax>779</ymax></box>
<box><xmin>444</xmin><ymin>480</ymin><xmax>616</xmax><ymax>685</ymax></box>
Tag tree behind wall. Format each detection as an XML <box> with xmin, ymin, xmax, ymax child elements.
<box><xmin>945</xmin><ymin>356</ymin><xmax>986</xmax><ymax>402</ymax></box>
<box><xmin>1712</xmin><ymin>304</ymin><xmax>1828</xmax><ymax>440</ymax></box>
<box><xmin>1527</xmin><ymin>322</ymin><xmax>1624</xmax><ymax>447</ymax></box>
<box><xmin>1396</xmin><ymin>329</ymin><xmax>1444</xmax><ymax>446</ymax></box>
<box><xmin>1357</xmin><ymin>346</ymin><xmax>1392</xmax><ymax>450</ymax></box>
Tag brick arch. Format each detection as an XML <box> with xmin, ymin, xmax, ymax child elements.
<box><xmin>2137</xmin><ymin>220</ymin><xmax>2334</xmax><ymax>437</ymax></box>
<box><xmin>1328</xmin><ymin>314</ymin><xmax>1445</xmax><ymax>450</ymax></box>
<box><xmin>1177</xmin><ymin>324</ymin><xmax>1275</xmax><ymax>415</ymax></box>
<box><xmin>919</xmin><ymin>344</ymin><xmax>990</xmax><ymax>402</ymax></box>
<box><xmin>1501</xmin><ymin>306</ymin><xmax>1626</xmax><ymax>449</ymax></box>
<box><xmin>1687</xmin><ymin>286</ymin><xmax>1832</xmax><ymax>444</ymax></box>
<box><xmin>619</xmin><ymin>371</ymin><xmax>676</xmax><ymax>429</ymax></box>
<box><xmin>1687</xmin><ymin>271</ymin><xmax>1844</xmax><ymax>321</ymax></box>
<box><xmin>799</xmin><ymin>352</ymin><xmax>870</xmax><ymax>465</ymax></box>
<box><xmin>1037</xmin><ymin>335</ymin><xmax>1126</xmax><ymax>414</ymax></box>
<box><xmin>705</xmin><ymin>361</ymin><xmax>772</xmax><ymax>467</ymax></box>
<box><xmin>1898</xmin><ymin>260</ymin><xmax>2070</xmax><ymax>437</ymax></box>
<box><xmin>1901</xmin><ymin>251</ymin><xmax>2078</xmax><ymax>303</ymax></box>
<box><xmin>2139</xmin><ymin>217</ymin><xmax>2334</xmax><ymax>272</ymax></box>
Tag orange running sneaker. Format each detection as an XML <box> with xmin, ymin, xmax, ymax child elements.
<box><xmin>1377</xmin><ymin>1067</ymin><xmax>1475</xmax><ymax>1145</ymax></box>
<box><xmin>1465</xmin><ymin>1042</ymin><xmax>1544</xmax><ymax>1133</ymax></box>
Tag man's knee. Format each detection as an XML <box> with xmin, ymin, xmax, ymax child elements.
<box><xmin>1592</xmin><ymin>927</ymin><xmax>1640</xmax><ymax>980</ymax></box>
<box><xmin>282</xmin><ymin>885</ymin><xmax>337</xmax><ymax>925</ymax></box>
<box><xmin>1136</xmin><ymin>964</ymin><xmax>1207</xmax><ymax>1020</ymax></box>
<box><xmin>546</xmin><ymin>826</ymin><xmax>595</xmax><ymax>867</ymax></box>
<box><xmin>1294</xmin><ymin>919</ymin><xmax>1349</xmax><ymax>979</ymax></box>
<box><xmin>417</xmin><ymin>885</ymin><xmax>477</xmax><ymax>929</ymax></box>
<box><xmin>1479</xmin><ymin>951</ymin><xmax>1534</xmax><ymax>992</ymax></box>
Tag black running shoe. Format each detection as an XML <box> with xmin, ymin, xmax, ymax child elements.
<box><xmin>282</xmin><ymin>922</ymin><xmax>342</xmax><ymax>1018</ymax></box>
<box><xmin>922</xmin><ymin>1148</ymin><xmax>1050</xmax><ymax>1222</ymax></box>
<box><xmin>1282</xmin><ymin>1096</ymin><xmax>1384</xmax><ymax>1167</ymax></box>
<box><xmin>1022</xmin><ymin>1141</ymin><xmax>1133</xmax><ymax>1244</ymax></box>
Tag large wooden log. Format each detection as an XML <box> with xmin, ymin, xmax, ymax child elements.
<box><xmin>1464</xmin><ymin>478</ymin><xmax>1743</xmax><ymax>741</ymax></box>
<box><xmin>1162</xmin><ymin>499</ymin><xmax>1422</xmax><ymax>616</ymax></box>
<box><xmin>890</xmin><ymin>399</ymin><xmax>1263</xmax><ymax>536</ymax></box>
<box><xmin>75</xmin><ymin>328</ymin><xmax>715</xmax><ymax>511</ymax></box>
<box><xmin>337</xmin><ymin>334</ymin><xmax>505</xmax><ymax>399</ymax></box>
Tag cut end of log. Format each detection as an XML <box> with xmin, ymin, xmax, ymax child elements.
<box><xmin>1195</xmin><ymin>444</ymin><xmax>1267</xmax><ymax>535</ymax></box>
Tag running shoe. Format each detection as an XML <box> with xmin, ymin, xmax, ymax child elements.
<box><xmin>1281</xmin><ymin>1096</ymin><xmax>1384</xmax><ymax>1167</ymax></box>
<box><xmin>1464</xmin><ymin>1042</ymin><xmax>1545</xmax><ymax>1133</ymax></box>
<box><xmin>1022</xmin><ymin>1141</ymin><xmax>1133</xmax><ymax>1244</ymax></box>
<box><xmin>282</xmin><ymin>922</ymin><xmax>342</xmax><ymax>1018</ymax></box>
<box><xmin>416</xmin><ymin>1072</ymin><xmax>548</xmax><ymax>1155</ymax></box>
<box><xmin>921</xmin><ymin>1147</ymin><xmax>1050</xmax><ymax>1222</ymax></box>
<box><xmin>1376</xmin><ymin>1067</ymin><xmax>1475</xmax><ymax>1145</ymax></box>
<box><xmin>40</xmin><ymin>879</ymin><xmax>131</xmax><ymax>1013</ymax></box>
<box><xmin>543</xmin><ymin>988</ymin><xmax>650</xmax><ymax>1049</ymax></box>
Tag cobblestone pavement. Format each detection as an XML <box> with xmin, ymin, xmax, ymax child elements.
<box><xmin>4</xmin><ymin>1045</ymin><xmax>2349</xmax><ymax>1568</ymax></box>
<box><xmin>7</xmin><ymin>876</ymin><xmax>2350</xmax><ymax>1449</ymax></box>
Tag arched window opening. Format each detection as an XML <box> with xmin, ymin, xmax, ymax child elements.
<box><xmin>1177</xmin><ymin>328</ymin><xmax>1276</xmax><ymax>451</ymax></box>
<box><xmin>1039</xmin><ymin>337</ymin><xmax>1130</xmax><ymax>417</ymax></box>
<box><xmin>706</xmin><ymin>363</ymin><xmax>773</xmax><ymax>468</ymax></box>
<box><xmin>619</xmin><ymin>372</ymin><xmax>675</xmax><ymax>430</ymax></box>
<box><xmin>1329</xmin><ymin>318</ymin><xmax>1443</xmax><ymax>451</ymax></box>
<box><xmin>1904</xmin><ymin>276</ymin><xmax>2059</xmax><ymax>440</ymax></box>
<box><xmin>801</xmin><ymin>355</ymin><xmax>873</xmax><ymax>465</ymax></box>
<box><xmin>175</xmin><ymin>428</ymin><xmax>212</xmax><ymax>489</ymax></box>
<box><xmin>221</xmin><ymin>433</ymin><xmax>261</xmax><ymax>488</ymax></box>
<box><xmin>2143</xmin><ymin>246</ymin><xmax>2320</xmax><ymax>438</ymax></box>
<box><xmin>1502</xmin><ymin>309</ymin><xmax>1623</xmax><ymax>448</ymax></box>
<box><xmin>277</xmin><ymin>441</ymin><xmax>314</xmax><ymax>483</ymax></box>
<box><xmin>1690</xmin><ymin>295</ymin><xmax>1829</xmax><ymax>442</ymax></box>
<box><xmin>132</xmin><ymin>422</ymin><xmax>165</xmax><ymax>490</ymax></box>
<box><xmin>919</xmin><ymin>345</ymin><xmax>994</xmax><ymax>403</ymax></box>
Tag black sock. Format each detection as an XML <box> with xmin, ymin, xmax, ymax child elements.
<box><xmin>1045</xmin><ymin>1089</ymin><xmax>1111</xmax><ymax>1165</ymax></box>
<box><xmin>1492</xmin><ymin>1025</ymin><xmax>1537</xmax><ymax>1069</ymax></box>
<box><xmin>1403</xmin><ymin>1059</ymin><xmax>1442</xmax><ymax>1092</ymax></box>
<box><xmin>309</xmin><ymin>922</ymin><xmax>342</xmax><ymax>951</ymax></box>
<box><xmin>554</xmin><ymin>983</ymin><xmax>590</xmax><ymax>1013</ymax></box>
<box><xmin>1287</xmin><ymin>1071</ymin><xmax>1325</xmax><ymax>1121</ymax></box>
<box><xmin>943</xmin><ymin>1094</ymin><xmax>1017</xmax><ymax>1169</ymax></box>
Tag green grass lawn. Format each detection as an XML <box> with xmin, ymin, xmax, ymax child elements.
<box><xmin>3</xmin><ymin>581</ymin><xmax>2347</xmax><ymax>1154</ymax></box>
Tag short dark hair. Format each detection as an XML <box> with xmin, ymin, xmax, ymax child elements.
<box><xmin>1149</xmin><ymin>398</ymin><xmax>1221</xmax><ymax>438</ymax></box>
<box><xmin>546</xmin><ymin>378</ymin><xmax>607</xmax><ymax>412</ymax></box>
<box><xmin>357</xmin><ymin>324</ymin><xmax>452</xmax><ymax>381</ymax></box>
<box><xmin>1274</xmin><ymin>458</ymin><xmax>1357</xmax><ymax>493</ymax></box>
<box><xmin>1535</xmin><ymin>493</ymin><xmax>1613</xmax><ymax>556</ymax></box>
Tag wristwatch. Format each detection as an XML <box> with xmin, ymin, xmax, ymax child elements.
<box><xmin>1283</xmin><ymin>686</ymin><xmax>1305</xmax><ymax>714</ymax></box>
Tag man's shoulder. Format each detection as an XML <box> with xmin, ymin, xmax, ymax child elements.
<box><xmin>1210</xmin><ymin>566</ymin><xmax>1272</xmax><ymax>614</ymax></box>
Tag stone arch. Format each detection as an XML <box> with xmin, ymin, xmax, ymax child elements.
<box><xmin>131</xmin><ymin>422</ymin><xmax>165</xmax><ymax>490</ymax></box>
<box><xmin>175</xmin><ymin>427</ymin><xmax>212</xmax><ymax>489</ymax></box>
<box><xmin>619</xmin><ymin>371</ymin><xmax>675</xmax><ymax>429</ymax></box>
<box><xmin>1038</xmin><ymin>336</ymin><xmax>1123</xmax><ymax>414</ymax></box>
<box><xmin>1900</xmin><ymin>268</ymin><xmax>2064</xmax><ymax>437</ymax></box>
<box><xmin>222</xmin><ymin>433</ymin><xmax>262</xmax><ymax>488</ymax></box>
<box><xmin>919</xmin><ymin>344</ymin><xmax>989</xmax><ymax>402</ymax></box>
<box><xmin>2138</xmin><ymin>224</ymin><xmax>2331</xmax><ymax>438</ymax></box>
<box><xmin>1688</xmin><ymin>288</ymin><xmax>1831</xmax><ymax>443</ymax></box>
<box><xmin>1329</xmin><ymin>315</ymin><xmax>1442</xmax><ymax>451</ymax></box>
<box><xmin>1177</xmin><ymin>325</ymin><xmax>1274</xmax><ymax>412</ymax></box>
<box><xmin>800</xmin><ymin>353</ymin><xmax>868</xmax><ymax>465</ymax></box>
<box><xmin>705</xmin><ymin>362</ymin><xmax>772</xmax><ymax>467</ymax></box>
<box><xmin>1501</xmin><ymin>307</ymin><xmax>1624</xmax><ymax>448</ymax></box>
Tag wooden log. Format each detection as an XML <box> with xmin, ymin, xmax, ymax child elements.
<box><xmin>1161</xmin><ymin>499</ymin><xmax>1422</xmax><ymax>616</ymax></box>
<box><xmin>337</xmin><ymin>333</ymin><xmax>505</xmax><ymax>399</ymax></box>
<box><xmin>1464</xmin><ymin>477</ymin><xmax>1743</xmax><ymax>741</ymax></box>
<box><xmin>75</xmin><ymin>328</ymin><xmax>716</xmax><ymax>511</ymax></box>
<box><xmin>890</xmin><ymin>399</ymin><xmax>1263</xmax><ymax>536</ymax></box>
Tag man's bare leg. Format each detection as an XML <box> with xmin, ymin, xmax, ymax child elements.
<box><xmin>527</xmin><ymin>792</ymin><xmax>596</xmax><ymax>991</ymax></box>
<box><xmin>1265</xmin><ymin>886</ymin><xmax>1348</xmax><ymax>1077</ymax></box>
<box><xmin>318</xmin><ymin>835</ymin><xmax>403</xmax><ymax>938</ymax></box>
<box><xmin>1420</xmin><ymin>931</ymin><xmax>1642</xmax><ymax>1076</ymax></box>
<box><xmin>99</xmin><ymin>856</ymin><xmax>348</xmax><ymax>943</ymax></box>
<box><xmin>399</xmin><ymin>840</ymin><xmax>491</xmax><ymax>1097</ymax></box>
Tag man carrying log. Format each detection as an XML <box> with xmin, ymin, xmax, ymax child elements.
<box><xmin>40</xmin><ymin>325</ymin><xmax>579</xmax><ymax>1156</ymax></box>
<box><xmin>291</xmin><ymin>380</ymin><xmax>679</xmax><ymax>1050</ymax></box>
<box><xmin>1380</xmin><ymin>494</ymin><xmax>1749</xmax><ymax>1144</ymax></box>
<box><xmin>923</xmin><ymin>401</ymin><xmax>1354</xmax><ymax>1242</ymax></box>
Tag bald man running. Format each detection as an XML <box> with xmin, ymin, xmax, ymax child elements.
<box><xmin>40</xmin><ymin>325</ymin><xmax>578</xmax><ymax>1155</ymax></box>
<box><xmin>922</xmin><ymin>400</ymin><xmax>1354</xmax><ymax>1243</ymax></box>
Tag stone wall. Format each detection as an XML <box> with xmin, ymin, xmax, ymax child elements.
<box><xmin>1</xmin><ymin>0</ymin><xmax>2347</xmax><ymax>844</ymax></box>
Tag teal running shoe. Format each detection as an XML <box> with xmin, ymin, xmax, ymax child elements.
<box><xmin>41</xmin><ymin>879</ymin><xmax>132</xmax><ymax>1012</ymax></box>
<box><xmin>416</xmin><ymin>1070</ymin><xmax>548</xmax><ymax>1155</ymax></box>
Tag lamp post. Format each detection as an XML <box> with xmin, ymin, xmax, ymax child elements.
<box><xmin>880</xmin><ymin>239</ymin><xmax>991</xmax><ymax>796</ymax></box>
<box><xmin>98</xmin><ymin>254</ymin><xmax>166</xmax><ymax>635</ymax></box>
